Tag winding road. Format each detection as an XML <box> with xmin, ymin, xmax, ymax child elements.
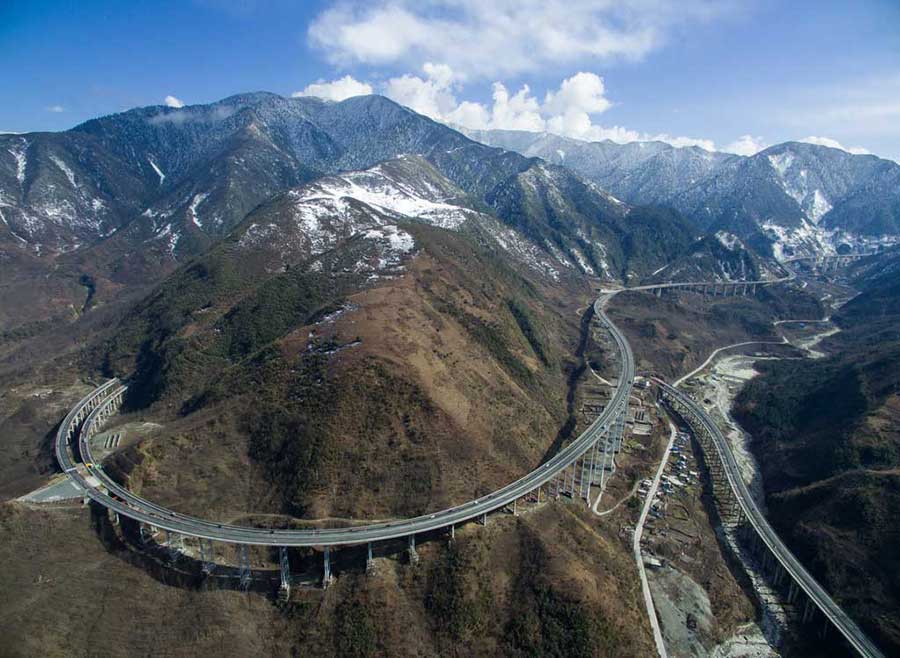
<box><xmin>53</xmin><ymin>274</ymin><xmax>884</xmax><ymax>656</ymax></box>
<box><xmin>56</xmin><ymin>294</ymin><xmax>633</xmax><ymax>547</ymax></box>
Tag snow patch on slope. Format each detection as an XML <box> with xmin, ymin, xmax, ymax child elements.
<box><xmin>487</xmin><ymin>223</ymin><xmax>560</xmax><ymax>280</ymax></box>
<box><xmin>296</xmin><ymin>170</ymin><xmax>474</xmax><ymax>230</ymax></box>
<box><xmin>152</xmin><ymin>222</ymin><xmax>180</xmax><ymax>255</ymax></box>
<box><xmin>715</xmin><ymin>230</ymin><xmax>742</xmax><ymax>251</ymax></box>
<box><xmin>361</xmin><ymin>224</ymin><xmax>416</xmax><ymax>271</ymax></box>
<box><xmin>762</xmin><ymin>219</ymin><xmax>835</xmax><ymax>261</ymax></box>
<box><xmin>148</xmin><ymin>158</ymin><xmax>166</xmax><ymax>185</ymax></box>
<box><xmin>767</xmin><ymin>152</ymin><xmax>794</xmax><ymax>176</ymax></box>
<box><xmin>188</xmin><ymin>192</ymin><xmax>209</xmax><ymax>227</ymax></box>
<box><xmin>8</xmin><ymin>141</ymin><xmax>27</xmax><ymax>184</ymax></box>
<box><xmin>571</xmin><ymin>248</ymin><xmax>595</xmax><ymax>276</ymax></box>
<box><xmin>809</xmin><ymin>189</ymin><xmax>832</xmax><ymax>223</ymax></box>
<box><xmin>49</xmin><ymin>155</ymin><xmax>77</xmax><ymax>188</ymax></box>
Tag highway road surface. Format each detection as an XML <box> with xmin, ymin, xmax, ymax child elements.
<box><xmin>53</xmin><ymin>274</ymin><xmax>883</xmax><ymax>657</ymax></box>
<box><xmin>56</xmin><ymin>293</ymin><xmax>633</xmax><ymax>547</ymax></box>
<box><xmin>657</xmin><ymin>380</ymin><xmax>884</xmax><ymax>658</ymax></box>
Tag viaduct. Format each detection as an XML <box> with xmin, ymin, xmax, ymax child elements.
<box><xmin>53</xmin><ymin>275</ymin><xmax>883</xmax><ymax>656</ymax></box>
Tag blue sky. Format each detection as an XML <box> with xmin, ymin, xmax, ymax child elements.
<box><xmin>2</xmin><ymin>0</ymin><xmax>899</xmax><ymax>160</ymax></box>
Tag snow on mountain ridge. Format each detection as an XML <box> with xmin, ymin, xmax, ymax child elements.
<box><xmin>294</xmin><ymin>166</ymin><xmax>476</xmax><ymax>231</ymax></box>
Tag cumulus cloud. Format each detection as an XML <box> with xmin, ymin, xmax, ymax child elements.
<box><xmin>164</xmin><ymin>95</ymin><xmax>185</xmax><ymax>108</ymax></box>
<box><xmin>309</xmin><ymin>0</ymin><xmax>732</xmax><ymax>79</ymax></box>
<box><xmin>383</xmin><ymin>64</ymin><xmax>460</xmax><ymax>119</ymax></box>
<box><xmin>46</xmin><ymin>105</ymin><xmax>66</xmax><ymax>113</ymax></box>
<box><xmin>724</xmin><ymin>134</ymin><xmax>768</xmax><ymax>156</ymax></box>
<box><xmin>799</xmin><ymin>136</ymin><xmax>869</xmax><ymax>155</ymax></box>
<box><xmin>544</xmin><ymin>72</ymin><xmax>613</xmax><ymax>138</ymax></box>
<box><xmin>379</xmin><ymin>65</ymin><xmax>716</xmax><ymax>150</ymax></box>
<box><xmin>293</xmin><ymin>75</ymin><xmax>374</xmax><ymax>101</ymax></box>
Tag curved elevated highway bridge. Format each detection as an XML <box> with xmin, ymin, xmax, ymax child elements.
<box><xmin>54</xmin><ymin>278</ymin><xmax>883</xmax><ymax>656</ymax></box>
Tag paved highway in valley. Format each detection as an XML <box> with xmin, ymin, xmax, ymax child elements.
<box><xmin>657</xmin><ymin>380</ymin><xmax>884</xmax><ymax>658</ymax></box>
<box><xmin>54</xmin><ymin>274</ymin><xmax>884</xmax><ymax>656</ymax></box>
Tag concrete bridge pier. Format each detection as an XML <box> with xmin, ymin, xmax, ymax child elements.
<box><xmin>322</xmin><ymin>547</ymin><xmax>332</xmax><ymax>588</ymax></box>
<box><xmin>802</xmin><ymin>598</ymin><xmax>815</xmax><ymax>624</ymax></box>
<box><xmin>773</xmin><ymin>562</ymin><xmax>785</xmax><ymax>588</ymax></box>
<box><xmin>615</xmin><ymin>412</ymin><xmax>624</xmax><ymax>452</ymax></box>
<box><xmin>279</xmin><ymin>546</ymin><xmax>291</xmax><ymax>598</ymax></box>
<box><xmin>586</xmin><ymin>440</ymin><xmax>599</xmax><ymax>500</ymax></box>
<box><xmin>239</xmin><ymin>544</ymin><xmax>251</xmax><ymax>590</ymax></box>
<box><xmin>200</xmin><ymin>538</ymin><xmax>216</xmax><ymax>575</ymax></box>
<box><xmin>580</xmin><ymin>455</ymin><xmax>591</xmax><ymax>501</ymax></box>
<box><xmin>762</xmin><ymin>548</ymin><xmax>773</xmax><ymax>575</ymax></box>
<box><xmin>408</xmin><ymin>535</ymin><xmax>419</xmax><ymax>566</ymax></box>
<box><xmin>164</xmin><ymin>530</ymin><xmax>179</xmax><ymax>560</ymax></box>
<box><xmin>788</xmin><ymin>579</ymin><xmax>799</xmax><ymax>604</ymax></box>
<box><xmin>366</xmin><ymin>542</ymin><xmax>376</xmax><ymax>574</ymax></box>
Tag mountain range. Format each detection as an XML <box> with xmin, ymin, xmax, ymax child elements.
<box><xmin>463</xmin><ymin>128</ymin><xmax>900</xmax><ymax>258</ymax></box>
<box><xmin>3</xmin><ymin>92</ymin><xmax>900</xmax><ymax>340</ymax></box>
<box><xmin>0</xmin><ymin>93</ymin><xmax>698</xmax><ymax>336</ymax></box>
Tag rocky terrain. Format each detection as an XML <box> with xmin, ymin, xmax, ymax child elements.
<box><xmin>1</xmin><ymin>90</ymin><xmax>898</xmax><ymax>658</ymax></box>
<box><xmin>733</xmin><ymin>253</ymin><xmax>900</xmax><ymax>655</ymax></box>
<box><xmin>465</xmin><ymin>129</ymin><xmax>900</xmax><ymax>259</ymax></box>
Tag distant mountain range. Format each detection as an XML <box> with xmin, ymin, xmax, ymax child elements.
<box><xmin>0</xmin><ymin>93</ymin><xmax>695</xmax><ymax>284</ymax></box>
<box><xmin>3</xmin><ymin>92</ymin><xmax>899</xmax><ymax>329</ymax></box>
<box><xmin>463</xmin><ymin>128</ymin><xmax>900</xmax><ymax>258</ymax></box>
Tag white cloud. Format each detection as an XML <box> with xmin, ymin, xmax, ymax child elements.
<box><xmin>164</xmin><ymin>95</ymin><xmax>185</xmax><ymax>108</ymax></box>
<box><xmin>799</xmin><ymin>136</ymin><xmax>869</xmax><ymax>155</ymax></box>
<box><xmin>487</xmin><ymin>82</ymin><xmax>546</xmax><ymax>132</ymax></box>
<box><xmin>309</xmin><ymin>0</ymin><xmax>733</xmax><ymax>79</ymax></box>
<box><xmin>379</xmin><ymin>65</ymin><xmax>717</xmax><ymax>150</ymax></box>
<box><xmin>46</xmin><ymin>105</ymin><xmax>65</xmax><ymax>113</ymax></box>
<box><xmin>383</xmin><ymin>65</ymin><xmax>460</xmax><ymax>119</ymax></box>
<box><xmin>724</xmin><ymin>134</ymin><xmax>768</xmax><ymax>156</ymax></box>
<box><xmin>292</xmin><ymin>75</ymin><xmax>374</xmax><ymax>101</ymax></box>
<box><xmin>543</xmin><ymin>72</ymin><xmax>613</xmax><ymax>138</ymax></box>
